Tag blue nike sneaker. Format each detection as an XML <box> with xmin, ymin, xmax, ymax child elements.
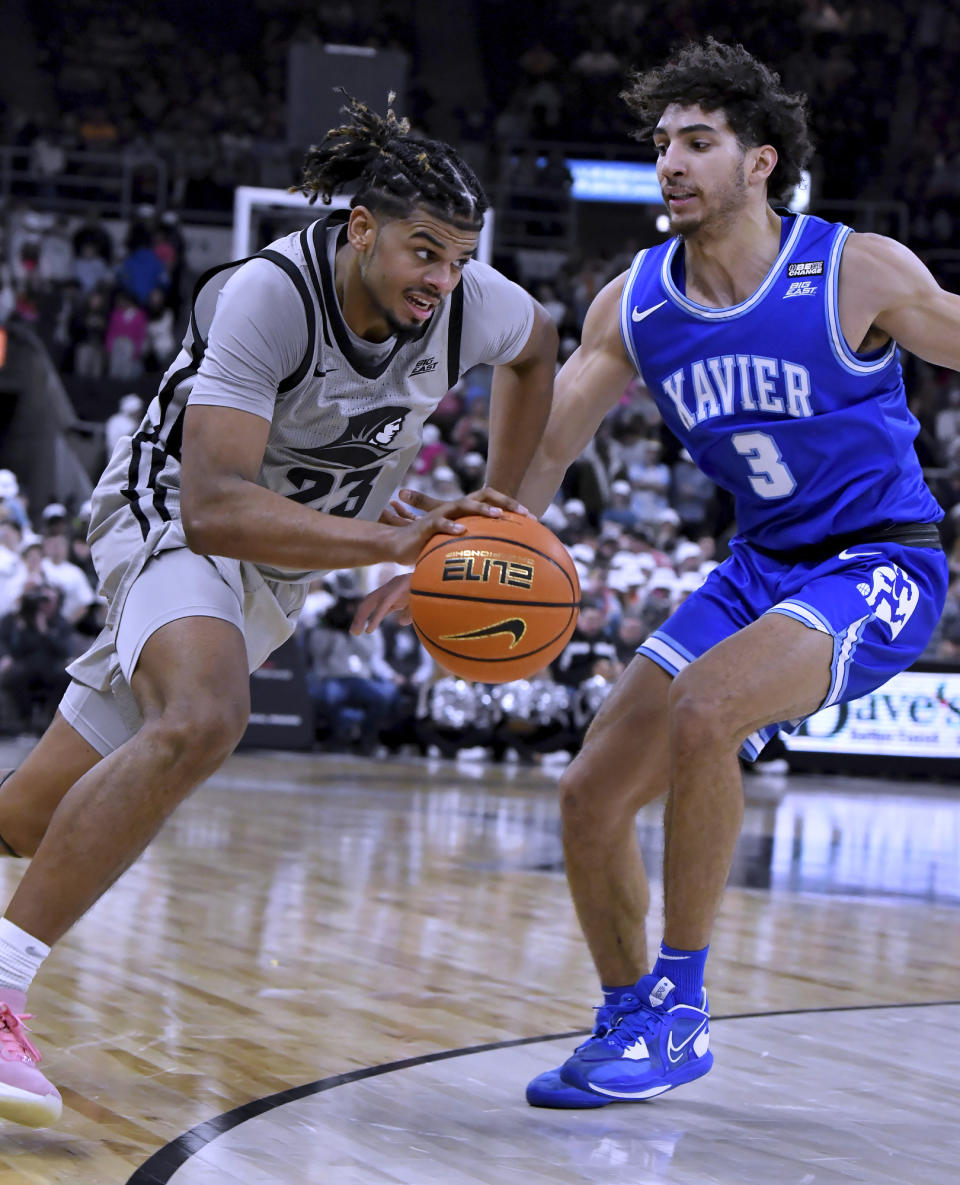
<box><xmin>559</xmin><ymin>974</ymin><xmax>712</xmax><ymax>1101</ymax></box>
<box><xmin>526</xmin><ymin>1002</ymin><xmax>623</xmax><ymax>1108</ymax></box>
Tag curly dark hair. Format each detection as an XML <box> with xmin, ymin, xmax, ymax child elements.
<box><xmin>621</xmin><ymin>38</ymin><xmax>814</xmax><ymax>204</ymax></box>
<box><xmin>293</xmin><ymin>91</ymin><xmax>488</xmax><ymax>230</ymax></box>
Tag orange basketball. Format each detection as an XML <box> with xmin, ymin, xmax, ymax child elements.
<box><xmin>409</xmin><ymin>512</ymin><xmax>581</xmax><ymax>683</ymax></box>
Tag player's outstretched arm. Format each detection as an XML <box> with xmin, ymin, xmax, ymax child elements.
<box><xmin>516</xmin><ymin>272</ymin><xmax>637</xmax><ymax>517</ymax></box>
<box><xmin>484</xmin><ymin>302</ymin><xmax>558</xmax><ymax>498</ymax></box>
<box><xmin>839</xmin><ymin>232</ymin><xmax>960</xmax><ymax>369</ymax></box>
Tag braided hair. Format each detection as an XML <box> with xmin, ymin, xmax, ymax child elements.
<box><xmin>294</xmin><ymin>91</ymin><xmax>488</xmax><ymax>230</ymax></box>
<box><xmin>622</xmin><ymin>38</ymin><xmax>813</xmax><ymax>205</ymax></box>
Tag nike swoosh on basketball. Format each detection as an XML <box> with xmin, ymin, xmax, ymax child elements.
<box><xmin>666</xmin><ymin>1019</ymin><xmax>708</xmax><ymax>1064</ymax></box>
<box><xmin>837</xmin><ymin>548</ymin><xmax>881</xmax><ymax>560</ymax></box>
<box><xmin>440</xmin><ymin>619</ymin><xmax>526</xmax><ymax>648</ymax></box>
<box><xmin>314</xmin><ymin>364</ymin><xmax>337</xmax><ymax>377</ymax></box>
<box><xmin>632</xmin><ymin>300</ymin><xmax>667</xmax><ymax>322</ymax></box>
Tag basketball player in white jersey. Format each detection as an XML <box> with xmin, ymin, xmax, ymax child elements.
<box><xmin>0</xmin><ymin>95</ymin><xmax>557</xmax><ymax>1126</ymax></box>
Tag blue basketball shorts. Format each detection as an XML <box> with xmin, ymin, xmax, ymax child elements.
<box><xmin>638</xmin><ymin>539</ymin><xmax>949</xmax><ymax>761</ymax></box>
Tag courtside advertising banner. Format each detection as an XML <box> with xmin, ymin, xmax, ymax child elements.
<box><xmin>783</xmin><ymin>668</ymin><xmax>960</xmax><ymax>760</ymax></box>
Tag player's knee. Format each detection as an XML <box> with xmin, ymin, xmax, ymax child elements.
<box><xmin>558</xmin><ymin>762</ymin><xmax>638</xmax><ymax>842</ymax></box>
<box><xmin>143</xmin><ymin>699</ymin><xmax>249</xmax><ymax>775</ymax></box>
<box><xmin>668</xmin><ymin>672</ymin><xmax>740</xmax><ymax>754</ymax></box>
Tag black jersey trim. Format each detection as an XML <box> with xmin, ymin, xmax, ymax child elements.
<box><xmin>189</xmin><ymin>250</ymin><xmax>315</xmax><ymax>392</ymax></box>
<box><xmin>446</xmin><ymin>281</ymin><xmax>464</xmax><ymax>389</ymax></box>
<box><xmin>302</xmin><ymin>223</ymin><xmax>333</xmax><ymax>350</ymax></box>
<box><xmin>258</xmin><ymin>248</ymin><xmax>317</xmax><ymax>393</ymax></box>
<box><xmin>187</xmin><ymin>259</ymin><xmax>239</xmax><ymax>347</ymax></box>
<box><xmin>121</xmin><ymin>363</ymin><xmax>198</xmax><ymax>540</ymax></box>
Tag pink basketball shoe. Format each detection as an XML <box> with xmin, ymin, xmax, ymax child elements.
<box><xmin>0</xmin><ymin>991</ymin><xmax>62</xmax><ymax>1126</ymax></box>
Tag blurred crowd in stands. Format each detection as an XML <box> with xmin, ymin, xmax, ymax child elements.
<box><xmin>0</xmin><ymin>489</ymin><xmax>101</xmax><ymax>735</ymax></box>
<box><xmin>3</xmin><ymin>2</ymin><xmax>960</xmax><ymax>239</ymax></box>
<box><xmin>0</xmin><ymin>0</ymin><xmax>959</xmax><ymax>754</ymax></box>
<box><xmin>0</xmin><ymin>204</ymin><xmax>184</xmax><ymax>379</ymax></box>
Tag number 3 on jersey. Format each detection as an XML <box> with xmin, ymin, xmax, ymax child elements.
<box><xmin>732</xmin><ymin>431</ymin><xmax>797</xmax><ymax>499</ymax></box>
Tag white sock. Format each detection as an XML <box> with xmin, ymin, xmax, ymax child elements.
<box><xmin>0</xmin><ymin>918</ymin><xmax>50</xmax><ymax>995</ymax></box>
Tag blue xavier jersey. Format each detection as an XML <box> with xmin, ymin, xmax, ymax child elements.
<box><xmin>619</xmin><ymin>213</ymin><xmax>943</xmax><ymax>551</ymax></box>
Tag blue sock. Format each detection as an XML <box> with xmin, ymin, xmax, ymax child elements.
<box><xmin>600</xmin><ymin>983</ymin><xmax>634</xmax><ymax>1008</ymax></box>
<box><xmin>651</xmin><ymin>942</ymin><xmax>709</xmax><ymax>1006</ymax></box>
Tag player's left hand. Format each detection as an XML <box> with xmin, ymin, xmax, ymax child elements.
<box><xmin>391</xmin><ymin>485</ymin><xmax>531</xmax><ymax>518</ymax></box>
<box><xmin>350</xmin><ymin>573</ymin><xmax>412</xmax><ymax>634</ymax></box>
<box><xmin>377</xmin><ymin>501</ymin><xmax>419</xmax><ymax>527</ymax></box>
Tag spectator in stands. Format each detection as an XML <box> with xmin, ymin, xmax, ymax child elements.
<box><xmin>453</xmin><ymin>450</ymin><xmax>487</xmax><ymax>494</ymax></box>
<box><xmin>600</xmin><ymin>479</ymin><xmax>639</xmax><ymax>533</ymax></box>
<box><xmin>0</xmin><ymin>472</ymin><xmax>29</xmax><ymax>532</ymax></box>
<box><xmin>105</xmin><ymin>290</ymin><xmax>148</xmax><ymax>379</ymax></box>
<box><xmin>378</xmin><ymin>617</ymin><xmax>434</xmax><ymax>752</ymax></box>
<box><xmin>104</xmin><ymin>393</ymin><xmax>144</xmax><ymax>458</ymax></box>
<box><xmin>0</xmin><ymin>518</ymin><xmax>24</xmax><ymax>619</ymax></box>
<box><xmin>422</xmin><ymin>465</ymin><xmax>463</xmax><ymax>503</ymax></box>
<box><xmin>29</xmin><ymin>131</ymin><xmax>67</xmax><ymax>201</ymax></box>
<box><xmin>450</xmin><ymin>399</ymin><xmax>490</xmax><ymax>458</ymax></box>
<box><xmin>552</xmin><ymin>597</ymin><xmax>618</xmax><ymax>689</ymax></box>
<box><xmin>559</xmin><ymin>498</ymin><xmax>590</xmax><ymax>542</ymax></box>
<box><xmin>155</xmin><ymin>212</ymin><xmax>186</xmax><ymax>314</ymax></box>
<box><xmin>535</xmin><ymin>282</ymin><xmax>571</xmax><ymax>329</ymax></box>
<box><xmin>671</xmin><ymin>448</ymin><xmax>717</xmax><ymax>539</ymax></box>
<box><xmin>0</xmin><ymin>584</ymin><xmax>72</xmax><ymax>735</ymax></box>
<box><xmin>73</xmin><ymin>242</ymin><xmax>112</xmax><ymax>295</ymax></box>
<box><xmin>12</xmin><ymin>534</ymin><xmax>45</xmax><ymax>600</ymax></box>
<box><xmin>653</xmin><ymin>505</ymin><xmax>683</xmax><ymax>553</ymax></box>
<box><xmin>411</xmin><ymin>423</ymin><xmax>450</xmax><ymax>477</ymax></box>
<box><xmin>37</xmin><ymin>217</ymin><xmax>74</xmax><ymax>286</ymax></box>
<box><xmin>67</xmin><ymin>501</ymin><xmax>98</xmax><ymax>590</ymax></box>
<box><xmin>71</xmin><ymin>208</ymin><xmax>113</xmax><ymax>265</ymax></box>
<box><xmin>627</xmin><ymin>436</ymin><xmax>671</xmax><ymax>523</ymax></box>
<box><xmin>673</xmin><ymin>539</ymin><xmax>706</xmax><ymax>574</ymax></box>
<box><xmin>639</xmin><ymin>567</ymin><xmax>677</xmax><ymax>635</ymax></box>
<box><xmin>613</xmin><ymin>607</ymin><xmax>648</xmax><ymax>668</ymax></box>
<box><xmin>115</xmin><ymin>223</ymin><xmax>169</xmax><ymax>308</ymax></box>
<box><xmin>302</xmin><ymin>572</ymin><xmax>401</xmax><ymax>756</ymax></box>
<box><xmin>70</xmin><ymin>287</ymin><xmax>110</xmax><ymax>378</ymax></box>
<box><xmin>618</xmin><ymin>522</ymin><xmax>672</xmax><ymax>569</ymax></box>
<box><xmin>580</xmin><ymin>560</ymin><xmax>622</xmax><ymax>627</ymax></box>
<box><xmin>672</xmin><ymin>568</ymin><xmax>707</xmax><ymax>609</ymax></box>
<box><xmin>143</xmin><ymin>287</ymin><xmax>177</xmax><ymax>372</ymax></box>
<box><xmin>38</xmin><ymin>508</ymin><xmax>96</xmax><ymax>633</ymax></box>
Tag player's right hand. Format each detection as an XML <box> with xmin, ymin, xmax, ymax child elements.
<box><xmin>386</xmin><ymin>494</ymin><xmax>507</xmax><ymax>566</ymax></box>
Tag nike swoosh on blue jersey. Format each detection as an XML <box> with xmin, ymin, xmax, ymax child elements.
<box><xmin>632</xmin><ymin>300</ymin><xmax>667</xmax><ymax>322</ymax></box>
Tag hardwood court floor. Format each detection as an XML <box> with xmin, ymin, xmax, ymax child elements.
<box><xmin>0</xmin><ymin>738</ymin><xmax>956</xmax><ymax>1184</ymax></box>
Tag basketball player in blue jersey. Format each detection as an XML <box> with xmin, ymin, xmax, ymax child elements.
<box><xmin>513</xmin><ymin>36</ymin><xmax>953</xmax><ymax>1108</ymax></box>
<box><xmin>0</xmin><ymin>97</ymin><xmax>557</xmax><ymax>1126</ymax></box>
<box><xmin>381</xmin><ymin>38</ymin><xmax>953</xmax><ymax>1107</ymax></box>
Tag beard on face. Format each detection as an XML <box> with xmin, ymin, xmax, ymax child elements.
<box><xmin>671</xmin><ymin>159</ymin><xmax>749</xmax><ymax>238</ymax></box>
<box><xmin>359</xmin><ymin>251</ymin><xmax>434</xmax><ymax>338</ymax></box>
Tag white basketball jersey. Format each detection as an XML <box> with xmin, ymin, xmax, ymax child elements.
<box><xmin>88</xmin><ymin>210</ymin><xmax>534</xmax><ymax>588</ymax></box>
